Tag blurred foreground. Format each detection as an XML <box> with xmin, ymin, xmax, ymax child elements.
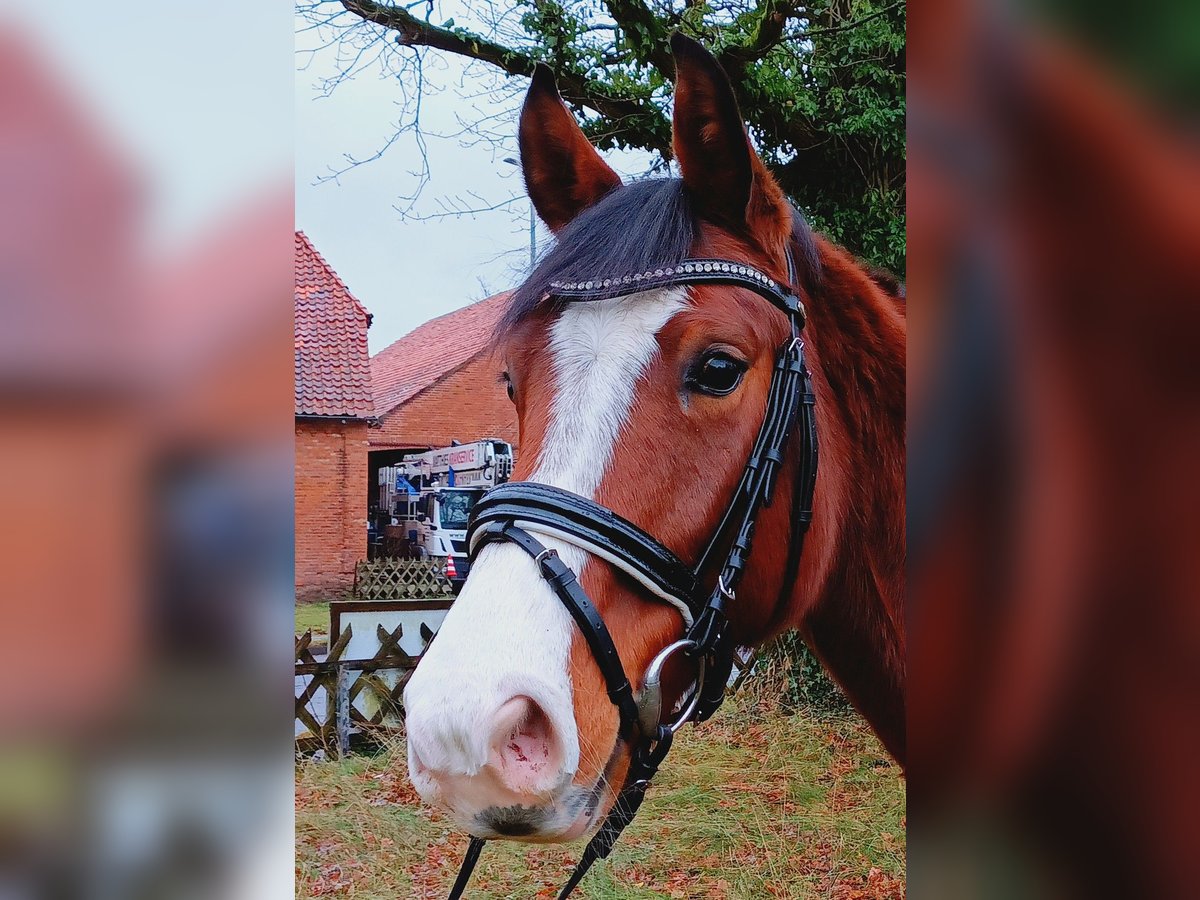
<box><xmin>0</xmin><ymin>4</ymin><xmax>294</xmax><ymax>898</ymax></box>
<box><xmin>909</xmin><ymin>0</ymin><xmax>1200</xmax><ymax>896</ymax></box>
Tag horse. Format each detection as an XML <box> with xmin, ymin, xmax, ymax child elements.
<box><xmin>402</xmin><ymin>33</ymin><xmax>905</xmax><ymax>895</ymax></box>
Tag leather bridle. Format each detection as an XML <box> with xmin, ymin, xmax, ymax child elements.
<box><xmin>445</xmin><ymin>247</ymin><xmax>819</xmax><ymax>899</ymax></box>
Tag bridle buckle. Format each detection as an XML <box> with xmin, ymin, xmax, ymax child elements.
<box><xmin>717</xmin><ymin>575</ymin><xmax>737</xmax><ymax>603</ymax></box>
<box><xmin>533</xmin><ymin>546</ymin><xmax>558</xmax><ymax>572</ymax></box>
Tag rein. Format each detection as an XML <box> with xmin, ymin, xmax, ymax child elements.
<box><xmin>445</xmin><ymin>248</ymin><xmax>818</xmax><ymax>899</ymax></box>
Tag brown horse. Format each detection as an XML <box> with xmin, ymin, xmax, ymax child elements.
<box><xmin>403</xmin><ymin>35</ymin><xmax>905</xmax><ymax>848</ymax></box>
<box><xmin>909</xmin><ymin>2</ymin><xmax>1200</xmax><ymax>895</ymax></box>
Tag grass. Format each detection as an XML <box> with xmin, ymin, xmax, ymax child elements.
<box><xmin>295</xmin><ymin>685</ymin><xmax>905</xmax><ymax>899</ymax></box>
<box><xmin>296</xmin><ymin>600</ymin><xmax>331</xmax><ymax>638</ymax></box>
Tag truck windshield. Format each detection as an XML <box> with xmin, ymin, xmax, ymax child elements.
<box><xmin>438</xmin><ymin>491</ymin><xmax>481</xmax><ymax>531</ymax></box>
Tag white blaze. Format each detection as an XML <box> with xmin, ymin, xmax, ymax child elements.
<box><xmin>404</xmin><ymin>288</ymin><xmax>687</xmax><ymax>798</ymax></box>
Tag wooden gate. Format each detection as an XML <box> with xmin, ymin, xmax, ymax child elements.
<box><xmin>294</xmin><ymin>620</ymin><xmax>433</xmax><ymax>757</ymax></box>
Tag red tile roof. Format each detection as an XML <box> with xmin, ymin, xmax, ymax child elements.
<box><xmin>295</xmin><ymin>232</ymin><xmax>376</xmax><ymax>419</ymax></box>
<box><xmin>371</xmin><ymin>292</ymin><xmax>511</xmax><ymax>418</ymax></box>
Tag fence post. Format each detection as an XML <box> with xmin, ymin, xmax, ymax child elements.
<box><xmin>335</xmin><ymin>663</ymin><xmax>352</xmax><ymax>759</ymax></box>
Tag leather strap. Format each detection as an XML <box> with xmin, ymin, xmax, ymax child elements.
<box><xmin>555</xmin><ymin>726</ymin><xmax>674</xmax><ymax>899</ymax></box>
<box><xmin>688</xmin><ymin>335</ymin><xmax>814</xmax><ymax>722</ymax></box>
<box><xmin>446</xmin><ymin>836</ymin><xmax>486</xmax><ymax>900</ymax></box>
<box><xmin>472</xmin><ymin>522</ymin><xmax>642</xmax><ymax>736</ymax></box>
<box><xmin>779</xmin><ymin>366</ymin><xmax>818</xmax><ymax>615</ymax></box>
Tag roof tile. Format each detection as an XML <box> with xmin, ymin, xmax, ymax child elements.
<box><xmin>370</xmin><ymin>291</ymin><xmax>511</xmax><ymax>417</ymax></box>
<box><xmin>294</xmin><ymin>232</ymin><xmax>376</xmax><ymax>419</ymax></box>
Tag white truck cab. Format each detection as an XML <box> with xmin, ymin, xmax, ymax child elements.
<box><xmin>379</xmin><ymin>439</ymin><xmax>513</xmax><ymax>588</ymax></box>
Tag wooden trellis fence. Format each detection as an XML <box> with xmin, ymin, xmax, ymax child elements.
<box><xmin>294</xmin><ymin>620</ymin><xmax>434</xmax><ymax>757</ymax></box>
<box><xmin>353</xmin><ymin>557</ymin><xmax>453</xmax><ymax>600</ymax></box>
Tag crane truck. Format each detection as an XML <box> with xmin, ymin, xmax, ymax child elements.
<box><xmin>377</xmin><ymin>439</ymin><xmax>513</xmax><ymax>590</ymax></box>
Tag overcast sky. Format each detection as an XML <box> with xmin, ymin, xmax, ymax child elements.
<box><xmin>295</xmin><ymin>31</ymin><xmax>531</xmax><ymax>353</ymax></box>
<box><xmin>294</xmin><ymin>7</ymin><xmax>657</xmax><ymax>354</ymax></box>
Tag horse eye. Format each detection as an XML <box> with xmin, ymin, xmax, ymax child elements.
<box><xmin>500</xmin><ymin>372</ymin><xmax>515</xmax><ymax>403</ymax></box>
<box><xmin>687</xmin><ymin>352</ymin><xmax>747</xmax><ymax>397</ymax></box>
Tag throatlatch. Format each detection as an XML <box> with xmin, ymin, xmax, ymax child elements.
<box><xmin>445</xmin><ymin>247</ymin><xmax>818</xmax><ymax>899</ymax></box>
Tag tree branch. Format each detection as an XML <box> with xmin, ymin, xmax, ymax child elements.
<box><xmin>720</xmin><ymin>0</ymin><xmax>800</xmax><ymax>67</ymax></box>
<box><xmin>339</xmin><ymin>0</ymin><xmax>672</xmax><ymax>154</ymax></box>
<box><xmin>600</xmin><ymin>0</ymin><xmax>675</xmax><ymax>77</ymax></box>
<box><xmin>342</xmin><ymin>0</ymin><xmax>531</xmax><ymax>70</ymax></box>
<box><xmin>802</xmin><ymin>1</ymin><xmax>902</xmax><ymax>37</ymax></box>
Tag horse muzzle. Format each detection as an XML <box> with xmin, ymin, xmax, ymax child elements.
<box><xmin>406</xmin><ymin>704</ymin><xmax>616</xmax><ymax>843</ymax></box>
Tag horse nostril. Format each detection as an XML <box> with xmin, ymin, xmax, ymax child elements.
<box><xmin>488</xmin><ymin>695</ymin><xmax>562</xmax><ymax>795</ymax></box>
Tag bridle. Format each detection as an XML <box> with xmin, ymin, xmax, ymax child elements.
<box><xmin>445</xmin><ymin>245</ymin><xmax>819</xmax><ymax>899</ymax></box>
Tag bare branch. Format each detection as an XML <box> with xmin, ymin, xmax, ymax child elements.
<box><xmin>397</xmin><ymin>191</ymin><xmax>524</xmax><ymax>221</ymax></box>
<box><xmin>803</xmin><ymin>1</ymin><xmax>901</xmax><ymax>37</ymax></box>
<box><xmin>337</xmin><ymin>0</ymin><xmax>673</xmax><ymax>155</ymax></box>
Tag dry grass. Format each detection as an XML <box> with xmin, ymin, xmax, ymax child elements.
<box><xmin>295</xmin><ymin>688</ymin><xmax>905</xmax><ymax>899</ymax></box>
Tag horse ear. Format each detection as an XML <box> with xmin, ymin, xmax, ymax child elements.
<box><xmin>671</xmin><ymin>33</ymin><xmax>781</xmax><ymax>233</ymax></box>
<box><xmin>518</xmin><ymin>65</ymin><xmax>622</xmax><ymax>233</ymax></box>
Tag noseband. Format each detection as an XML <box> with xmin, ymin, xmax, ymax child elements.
<box><xmin>447</xmin><ymin>250</ymin><xmax>818</xmax><ymax>899</ymax></box>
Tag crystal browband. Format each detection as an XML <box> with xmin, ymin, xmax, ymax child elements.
<box><xmin>548</xmin><ymin>258</ymin><xmax>805</xmax><ymax>323</ymax></box>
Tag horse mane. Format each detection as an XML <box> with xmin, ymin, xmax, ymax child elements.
<box><xmin>498</xmin><ymin>179</ymin><xmax>694</xmax><ymax>336</ymax></box>
<box><xmin>864</xmin><ymin>264</ymin><xmax>906</xmax><ymax>304</ymax></box>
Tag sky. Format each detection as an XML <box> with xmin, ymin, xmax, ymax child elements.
<box><xmin>295</xmin><ymin>7</ymin><xmax>539</xmax><ymax>354</ymax></box>
<box><xmin>295</xmin><ymin>28</ymin><xmax>533</xmax><ymax>354</ymax></box>
<box><xmin>294</xmin><ymin>5</ymin><xmax>656</xmax><ymax>354</ymax></box>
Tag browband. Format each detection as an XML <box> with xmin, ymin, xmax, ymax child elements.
<box><xmin>549</xmin><ymin>258</ymin><xmax>805</xmax><ymax>323</ymax></box>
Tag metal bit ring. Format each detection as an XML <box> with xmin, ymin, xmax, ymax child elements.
<box><xmin>636</xmin><ymin>639</ymin><xmax>707</xmax><ymax>736</ymax></box>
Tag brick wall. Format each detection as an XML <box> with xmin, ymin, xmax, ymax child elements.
<box><xmin>295</xmin><ymin>418</ymin><xmax>369</xmax><ymax>597</ymax></box>
<box><xmin>372</xmin><ymin>352</ymin><xmax>519</xmax><ymax>451</ymax></box>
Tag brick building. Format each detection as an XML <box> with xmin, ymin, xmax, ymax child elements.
<box><xmin>294</xmin><ymin>232</ymin><xmax>376</xmax><ymax>597</ymax></box>
<box><xmin>369</xmin><ymin>293</ymin><xmax>518</xmax><ymax>499</ymax></box>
